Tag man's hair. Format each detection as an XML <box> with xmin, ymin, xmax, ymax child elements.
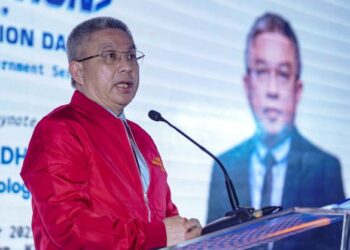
<box><xmin>66</xmin><ymin>16</ymin><xmax>134</xmax><ymax>87</ymax></box>
<box><xmin>245</xmin><ymin>12</ymin><xmax>301</xmax><ymax>80</ymax></box>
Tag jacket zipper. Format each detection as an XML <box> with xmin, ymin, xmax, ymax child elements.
<box><xmin>122</xmin><ymin>121</ymin><xmax>152</xmax><ymax>222</ymax></box>
<box><xmin>144</xmin><ymin>193</ymin><xmax>151</xmax><ymax>222</ymax></box>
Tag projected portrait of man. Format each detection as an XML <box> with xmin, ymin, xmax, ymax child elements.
<box><xmin>207</xmin><ymin>13</ymin><xmax>344</xmax><ymax>249</ymax></box>
<box><xmin>207</xmin><ymin>12</ymin><xmax>345</xmax><ymax>249</ymax></box>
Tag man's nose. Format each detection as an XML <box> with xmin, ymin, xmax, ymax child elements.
<box><xmin>118</xmin><ymin>55</ymin><xmax>133</xmax><ymax>73</ymax></box>
<box><xmin>266</xmin><ymin>72</ymin><xmax>279</xmax><ymax>98</ymax></box>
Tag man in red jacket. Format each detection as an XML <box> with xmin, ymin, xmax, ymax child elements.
<box><xmin>21</xmin><ymin>16</ymin><xmax>201</xmax><ymax>249</ymax></box>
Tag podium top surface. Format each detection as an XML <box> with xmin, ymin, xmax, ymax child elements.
<box><xmin>169</xmin><ymin>207</ymin><xmax>347</xmax><ymax>250</ymax></box>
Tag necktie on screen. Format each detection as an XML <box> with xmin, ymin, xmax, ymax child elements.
<box><xmin>260</xmin><ymin>151</ymin><xmax>276</xmax><ymax>208</ymax></box>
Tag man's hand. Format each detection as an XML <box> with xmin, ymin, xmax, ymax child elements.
<box><xmin>184</xmin><ymin>218</ymin><xmax>202</xmax><ymax>240</ymax></box>
<box><xmin>163</xmin><ymin>216</ymin><xmax>202</xmax><ymax>246</ymax></box>
<box><xmin>163</xmin><ymin>216</ymin><xmax>187</xmax><ymax>246</ymax></box>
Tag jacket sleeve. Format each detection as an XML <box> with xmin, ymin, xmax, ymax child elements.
<box><xmin>165</xmin><ymin>182</ymin><xmax>179</xmax><ymax>218</ymax></box>
<box><xmin>20</xmin><ymin>118</ymin><xmax>166</xmax><ymax>250</ymax></box>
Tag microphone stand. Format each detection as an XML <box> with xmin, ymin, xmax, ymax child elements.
<box><xmin>147</xmin><ymin>110</ymin><xmax>282</xmax><ymax>235</ymax></box>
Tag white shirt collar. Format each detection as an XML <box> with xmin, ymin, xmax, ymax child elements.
<box><xmin>255</xmin><ymin>137</ymin><xmax>291</xmax><ymax>164</ymax></box>
<box><xmin>104</xmin><ymin>107</ymin><xmax>126</xmax><ymax>121</ymax></box>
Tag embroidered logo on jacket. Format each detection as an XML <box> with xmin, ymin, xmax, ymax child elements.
<box><xmin>151</xmin><ymin>157</ymin><xmax>165</xmax><ymax>171</ymax></box>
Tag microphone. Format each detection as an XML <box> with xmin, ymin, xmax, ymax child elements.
<box><xmin>148</xmin><ymin>110</ymin><xmax>163</xmax><ymax>122</ymax></box>
<box><xmin>148</xmin><ymin>110</ymin><xmax>282</xmax><ymax>234</ymax></box>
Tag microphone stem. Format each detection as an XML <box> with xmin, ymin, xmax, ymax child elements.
<box><xmin>162</xmin><ymin>118</ymin><xmax>240</xmax><ymax>211</ymax></box>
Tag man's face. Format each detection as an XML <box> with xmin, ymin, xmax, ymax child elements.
<box><xmin>70</xmin><ymin>28</ymin><xmax>139</xmax><ymax>115</ymax></box>
<box><xmin>244</xmin><ymin>32</ymin><xmax>302</xmax><ymax>139</ymax></box>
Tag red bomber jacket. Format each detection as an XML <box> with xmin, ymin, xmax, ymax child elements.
<box><xmin>21</xmin><ymin>90</ymin><xmax>179</xmax><ymax>250</ymax></box>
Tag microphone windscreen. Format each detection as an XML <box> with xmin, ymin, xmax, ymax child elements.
<box><xmin>148</xmin><ymin>110</ymin><xmax>163</xmax><ymax>122</ymax></box>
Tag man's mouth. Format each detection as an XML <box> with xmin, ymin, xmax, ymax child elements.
<box><xmin>115</xmin><ymin>81</ymin><xmax>133</xmax><ymax>89</ymax></box>
<box><xmin>263</xmin><ymin>108</ymin><xmax>282</xmax><ymax>121</ymax></box>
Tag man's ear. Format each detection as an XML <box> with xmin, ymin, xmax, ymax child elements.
<box><xmin>295</xmin><ymin>79</ymin><xmax>303</xmax><ymax>104</ymax></box>
<box><xmin>69</xmin><ymin>61</ymin><xmax>84</xmax><ymax>87</ymax></box>
<box><xmin>243</xmin><ymin>73</ymin><xmax>252</xmax><ymax>99</ymax></box>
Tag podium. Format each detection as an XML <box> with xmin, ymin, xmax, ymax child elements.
<box><xmin>167</xmin><ymin>207</ymin><xmax>350</xmax><ymax>249</ymax></box>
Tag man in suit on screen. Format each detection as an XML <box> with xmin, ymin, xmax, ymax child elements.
<box><xmin>207</xmin><ymin>12</ymin><xmax>345</xmax><ymax>249</ymax></box>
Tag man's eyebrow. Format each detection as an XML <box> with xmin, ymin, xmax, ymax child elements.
<box><xmin>254</xmin><ymin>59</ymin><xmax>268</xmax><ymax>66</ymax></box>
<box><xmin>277</xmin><ymin>62</ymin><xmax>292</xmax><ymax>70</ymax></box>
<box><xmin>253</xmin><ymin>60</ymin><xmax>292</xmax><ymax>70</ymax></box>
<box><xmin>99</xmin><ymin>43</ymin><xmax>136</xmax><ymax>51</ymax></box>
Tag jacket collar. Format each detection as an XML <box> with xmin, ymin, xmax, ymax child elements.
<box><xmin>70</xmin><ymin>90</ymin><xmax>120</xmax><ymax>120</ymax></box>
